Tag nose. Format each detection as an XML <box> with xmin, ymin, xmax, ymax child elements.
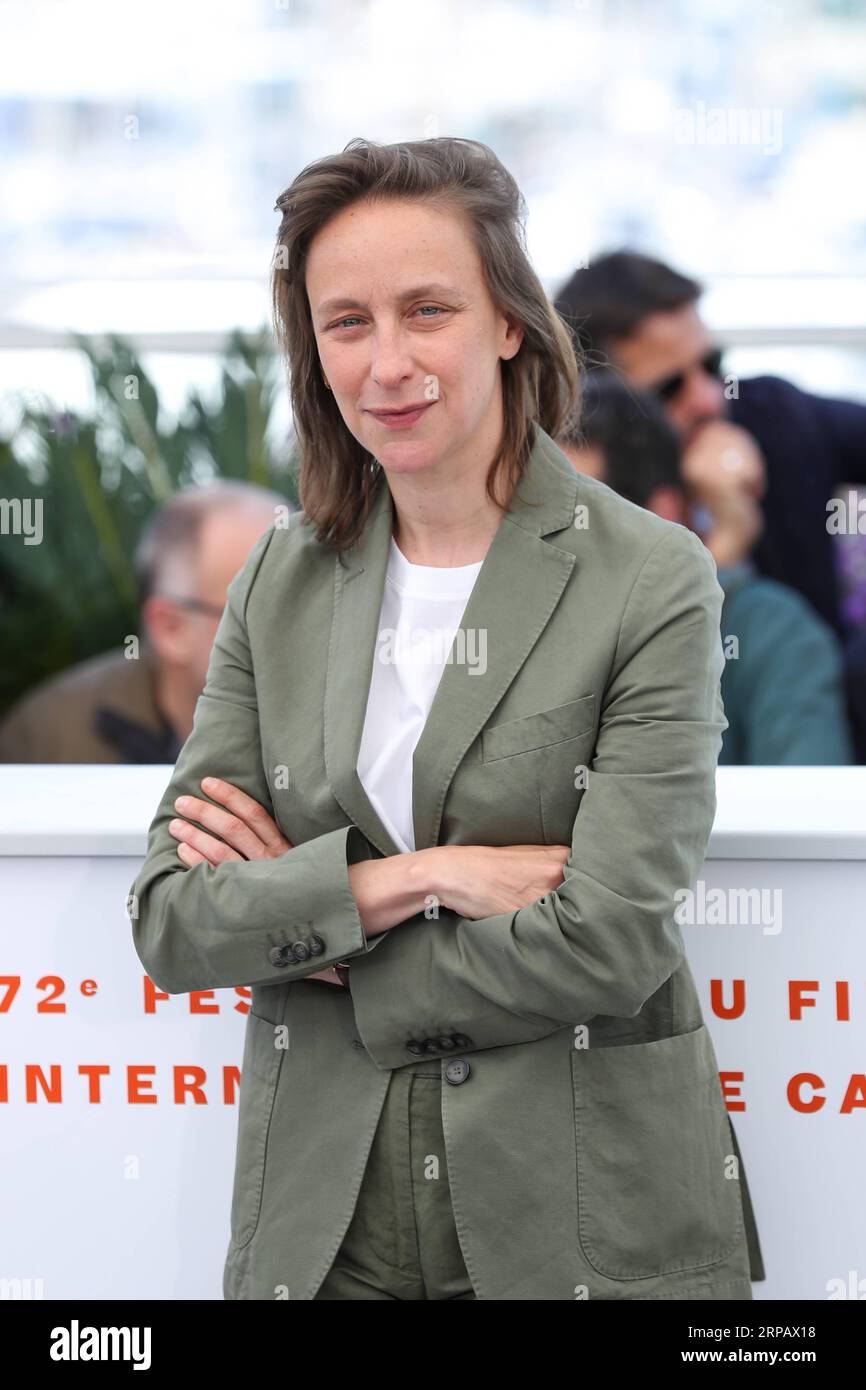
<box><xmin>369</xmin><ymin>323</ymin><xmax>414</xmax><ymax>390</ymax></box>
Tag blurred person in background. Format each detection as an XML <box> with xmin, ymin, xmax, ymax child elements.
<box><xmin>558</xmin><ymin>371</ymin><xmax>854</xmax><ymax>766</ymax></box>
<box><xmin>0</xmin><ymin>480</ymin><xmax>287</xmax><ymax>764</ymax></box>
<box><xmin>554</xmin><ymin>251</ymin><xmax>866</xmax><ymax>760</ymax></box>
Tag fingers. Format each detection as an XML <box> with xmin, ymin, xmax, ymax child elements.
<box><xmin>204</xmin><ymin>778</ymin><xmax>296</xmax><ymax>850</ymax></box>
<box><xmin>200</xmin><ymin>776</ymin><xmax>294</xmax><ymax>853</ymax></box>
<box><xmin>506</xmin><ymin>843</ymin><xmax>571</xmax><ymax>863</ymax></box>
<box><xmin>507</xmin><ymin>843</ymin><xmax>570</xmax><ymax>854</ymax></box>
<box><xmin>168</xmin><ymin>817</ymin><xmax>245</xmax><ymax>866</ymax></box>
<box><xmin>171</xmin><ymin>779</ymin><xmax>288</xmax><ymax>861</ymax></box>
<box><xmin>175</xmin><ymin>840</ymin><xmax>209</xmax><ymax>867</ymax></box>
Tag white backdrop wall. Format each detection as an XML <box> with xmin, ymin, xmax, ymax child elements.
<box><xmin>1</xmin><ymin>765</ymin><xmax>864</xmax><ymax>1300</ymax></box>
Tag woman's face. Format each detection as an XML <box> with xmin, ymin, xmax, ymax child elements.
<box><xmin>305</xmin><ymin>198</ymin><xmax>523</xmax><ymax>477</ymax></box>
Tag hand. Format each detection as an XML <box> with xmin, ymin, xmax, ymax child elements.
<box><xmin>168</xmin><ymin>777</ymin><xmax>345</xmax><ymax>987</ymax></box>
<box><xmin>303</xmin><ymin>965</ymin><xmax>347</xmax><ymax>987</ymax></box>
<box><xmin>169</xmin><ymin>776</ymin><xmax>293</xmax><ymax>866</ymax></box>
<box><xmin>433</xmin><ymin>843</ymin><xmax>572</xmax><ymax>919</ymax></box>
<box><xmin>681</xmin><ymin>421</ymin><xmax>765</xmax><ymax>568</ymax></box>
<box><xmin>681</xmin><ymin>420</ymin><xmax>766</xmax><ymax>513</ymax></box>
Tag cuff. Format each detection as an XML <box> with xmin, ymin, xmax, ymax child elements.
<box><xmin>257</xmin><ymin>823</ymin><xmax>384</xmax><ymax>982</ymax></box>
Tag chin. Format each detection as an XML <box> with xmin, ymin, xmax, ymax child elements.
<box><xmin>370</xmin><ymin>439</ymin><xmax>443</xmax><ymax>474</ymax></box>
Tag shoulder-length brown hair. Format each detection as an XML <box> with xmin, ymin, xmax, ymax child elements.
<box><xmin>271</xmin><ymin>136</ymin><xmax>581</xmax><ymax>553</ymax></box>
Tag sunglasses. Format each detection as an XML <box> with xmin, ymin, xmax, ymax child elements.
<box><xmin>651</xmin><ymin>347</ymin><xmax>725</xmax><ymax>403</ymax></box>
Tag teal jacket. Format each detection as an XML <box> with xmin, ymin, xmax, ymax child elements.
<box><xmin>718</xmin><ymin>559</ymin><xmax>853</xmax><ymax>765</ymax></box>
<box><xmin>128</xmin><ymin>426</ymin><xmax>762</xmax><ymax>1300</ymax></box>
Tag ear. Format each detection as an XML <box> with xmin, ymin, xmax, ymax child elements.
<box><xmin>500</xmin><ymin>313</ymin><xmax>524</xmax><ymax>361</ymax></box>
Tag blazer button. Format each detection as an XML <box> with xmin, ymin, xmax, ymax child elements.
<box><xmin>291</xmin><ymin>941</ymin><xmax>310</xmax><ymax>962</ymax></box>
<box><xmin>436</xmin><ymin>1035</ymin><xmax>457</xmax><ymax>1050</ymax></box>
<box><xmin>444</xmin><ymin>1058</ymin><xmax>471</xmax><ymax>1085</ymax></box>
<box><xmin>406</xmin><ymin>1040</ymin><xmax>427</xmax><ymax>1055</ymax></box>
<box><xmin>451</xmin><ymin>1034</ymin><xmax>473</xmax><ymax>1048</ymax></box>
<box><xmin>422</xmin><ymin>1038</ymin><xmax>441</xmax><ymax>1054</ymax></box>
<box><xmin>268</xmin><ymin>945</ymin><xmax>291</xmax><ymax>968</ymax></box>
<box><xmin>308</xmin><ymin>934</ymin><xmax>325</xmax><ymax>955</ymax></box>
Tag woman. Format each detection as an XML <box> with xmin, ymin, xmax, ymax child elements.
<box><xmin>129</xmin><ymin>137</ymin><xmax>762</xmax><ymax>1300</ymax></box>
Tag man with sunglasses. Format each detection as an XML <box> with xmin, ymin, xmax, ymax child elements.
<box><xmin>555</xmin><ymin>250</ymin><xmax>866</xmax><ymax>758</ymax></box>
<box><xmin>555</xmin><ymin>250</ymin><xmax>866</xmax><ymax>638</ymax></box>
<box><xmin>0</xmin><ymin>481</ymin><xmax>285</xmax><ymax>763</ymax></box>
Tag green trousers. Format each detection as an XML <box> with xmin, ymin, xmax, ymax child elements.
<box><xmin>314</xmin><ymin>1060</ymin><xmax>477</xmax><ymax>1300</ymax></box>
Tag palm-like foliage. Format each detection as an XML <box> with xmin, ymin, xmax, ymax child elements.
<box><xmin>0</xmin><ymin>330</ymin><xmax>297</xmax><ymax>713</ymax></box>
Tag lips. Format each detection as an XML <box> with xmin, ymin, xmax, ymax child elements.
<box><xmin>366</xmin><ymin>401</ymin><xmax>434</xmax><ymax>429</ymax></box>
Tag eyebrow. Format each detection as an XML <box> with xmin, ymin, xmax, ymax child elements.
<box><xmin>315</xmin><ymin>282</ymin><xmax>463</xmax><ymax>318</ymax></box>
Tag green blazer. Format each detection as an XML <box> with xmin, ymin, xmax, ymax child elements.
<box><xmin>129</xmin><ymin>424</ymin><xmax>764</xmax><ymax>1300</ymax></box>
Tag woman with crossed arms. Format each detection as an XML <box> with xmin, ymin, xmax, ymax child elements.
<box><xmin>130</xmin><ymin>136</ymin><xmax>763</xmax><ymax>1301</ymax></box>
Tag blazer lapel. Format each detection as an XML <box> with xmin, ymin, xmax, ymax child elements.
<box><xmin>324</xmin><ymin>473</ymin><xmax>404</xmax><ymax>856</ymax></box>
<box><xmin>324</xmin><ymin>426</ymin><xmax>581</xmax><ymax>856</ymax></box>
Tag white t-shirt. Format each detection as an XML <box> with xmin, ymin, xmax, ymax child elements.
<box><xmin>357</xmin><ymin>534</ymin><xmax>483</xmax><ymax>853</ymax></box>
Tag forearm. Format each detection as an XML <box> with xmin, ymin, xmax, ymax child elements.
<box><xmin>131</xmin><ymin>822</ymin><xmax>389</xmax><ymax>993</ymax></box>
<box><xmin>348</xmin><ymin>846</ymin><xmax>442</xmax><ymax>937</ymax></box>
<box><xmin>348</xmin><ymin>862</ymin><xmax>689</xmax><ymax>1070</ymax></box>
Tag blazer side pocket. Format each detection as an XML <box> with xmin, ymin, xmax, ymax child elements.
<box><xmin>228</xmin><ymin>1010</ymin><xmax>285</xmax><ymax>1250</ymax></box>
<box><xmin>571</xmin><ymin>1023</ymin><xmax>744</xmax><ymax>1280</ymax></box>
<box><xmin>482</xmin><ymin>694</ymin><xmax>596</xmax><ymax>762</ymax></box>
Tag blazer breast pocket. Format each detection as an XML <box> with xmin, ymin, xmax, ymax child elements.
<box><xmin>477</xmin><ymin>695</ymin><xmax>596</xmax><ymax>846</ymax></box>
<box><xmin>481</xmin><ymin>694</ymin><xmax>596</xmax><ymax>762</ymax></box>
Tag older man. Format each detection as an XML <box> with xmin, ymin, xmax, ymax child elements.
<box><xmin>0</xmin><ymin>481</ymin><xmax>287</xmax><ymax>763</ymax></box>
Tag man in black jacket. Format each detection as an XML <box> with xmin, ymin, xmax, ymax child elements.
<box><xmin>554</xmin><ymin>250</ymin><xmax>866</xmax><ymax>758</ymax></box>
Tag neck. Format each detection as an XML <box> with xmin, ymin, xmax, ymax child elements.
<box><xmin>387</xmin><ymin>413</ymin><xmax>510</xmax><ymax>567</ymax></box>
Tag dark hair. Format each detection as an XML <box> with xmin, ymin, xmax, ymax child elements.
<box><xmin>554</xmin><ymin>250</ymin><xmax>702</xmax><ymax>363</ymax></box>
<box><xmin>271</xmin><ymin>136</ymin><xmax>581</xmax><ymax>553</ymax></box>
<box><xmin>559</xmin><ymin>371</ymin><xmax>683</xmax><ymax>509</ymax></box>
<box><xmin>134</xmin><ymin>481</ymin><xmax>287</xmax><ymax>606</ymax></box>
